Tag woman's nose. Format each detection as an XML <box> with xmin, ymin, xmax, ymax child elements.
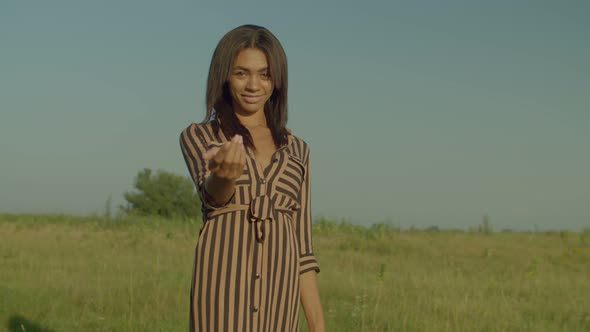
<box><xmin>246</xmin><ymin>75</ymin><xmax>261</xmax><ymax>90</ymax></box>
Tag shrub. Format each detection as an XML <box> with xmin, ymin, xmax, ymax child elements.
<box><xmin>121</xmin><ymin>168</ymin><xmax>201</xmax><ymax>220</ymax></box>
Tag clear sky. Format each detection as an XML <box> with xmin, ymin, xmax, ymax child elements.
<box><xmin>1</xmin><ymin>0</ymin><xmax>589</xmax><ymax>231</ymax></box>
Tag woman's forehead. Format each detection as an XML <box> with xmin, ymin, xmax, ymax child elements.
<box><xmin>232</xmin><ymin>48</ymin><xmax>269</xmax><ymax>70</ymax></box>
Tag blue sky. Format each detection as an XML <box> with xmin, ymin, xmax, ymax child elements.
<box><xmin>1</xmin><ymin>1</ymin><xmax>589</xmax><ymax>230</ymax></box>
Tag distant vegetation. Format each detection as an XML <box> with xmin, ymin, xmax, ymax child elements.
<box><xmin>2</xmin><ymin>169</ymin><xmax>589</xmax><ymax>331</ymax></box>
<box><xmin>120</xmin><ymin>168</ymin><xmax>201</xmax><ymax>220</ymax></box>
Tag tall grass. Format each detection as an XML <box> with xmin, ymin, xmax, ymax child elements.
<box><xmin>1</xmin><ymin>214</ymin><xmax>589</xmax><ymax>331</ymax></box>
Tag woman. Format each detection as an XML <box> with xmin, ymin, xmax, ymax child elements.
<box><xmin>179</xmin><ymin>24</ymin><xmax>325</xmax><ymax>332</ymax></box>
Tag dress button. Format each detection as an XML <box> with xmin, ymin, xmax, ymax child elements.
<box><xmin>253</xmin><ymin>306</ymin><xmax>259</xmax><ymax>312</ymax></box>
<box><xmin>260</xmin><ymin>179</ymin><xmax>266</xmax><ymax>184</ymax></box>
<box><xmin>255</xmin><ymin>273</ymin><xmax>260</xmax><ymax>279</ymax></box>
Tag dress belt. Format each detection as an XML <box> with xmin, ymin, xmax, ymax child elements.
<box><xmin>206</xmin><ymin>194</ymin><xmax>298</xmax><ymax>243</ymax></box>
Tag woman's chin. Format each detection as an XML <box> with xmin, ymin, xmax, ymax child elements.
<box><xmin>237</xmin><ymin>103</ymin><xmax>264</xmax><ymax>114</ymax></box>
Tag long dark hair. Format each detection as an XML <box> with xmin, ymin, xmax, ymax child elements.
<box><xmin>204</xmin><ymin>24</ymin><xmax>289</xmax><ymax>151</ymax></box>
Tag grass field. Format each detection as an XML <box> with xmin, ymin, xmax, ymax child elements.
<box><xmin>1</xmin><ymin>214</ymin><xmax>589</xmax><ymax>332</ymax></box>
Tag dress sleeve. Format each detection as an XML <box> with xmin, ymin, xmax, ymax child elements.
<box><xmin>179</xmin><ymin>123</ymin><xmax>234</xmax><ymax>212</ymax></box>
<box><xmin>297</xmin><ymin>145</ymin><xmax>320</xmax><ymax>275</ymax></box>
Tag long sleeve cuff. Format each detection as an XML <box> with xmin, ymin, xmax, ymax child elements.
<box><xmin>199</xmin><ymin>184</ymin><xmax>235</xmax><ymax>211</ymax></box>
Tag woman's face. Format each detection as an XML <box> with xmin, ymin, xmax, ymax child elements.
<box><xmin>228</xmin><ymin>48</ymin><xmax>273</xmax><ymax>115</ymax></box>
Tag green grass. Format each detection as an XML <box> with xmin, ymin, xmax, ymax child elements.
<box><xmin>1</xmin><ymin>214</ymin><xmax>589</xmax><ymax>331</ymax></box>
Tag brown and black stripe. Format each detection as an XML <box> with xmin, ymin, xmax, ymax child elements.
<box><xmin>179</xmin><ymin>121</ymin><xmax>320</xmax><ymax>332</ymax></box>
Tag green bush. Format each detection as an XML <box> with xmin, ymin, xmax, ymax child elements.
<box><xmin>121</xmin><ymin>168</ymin><xmax>201</xmax><ymax>220</ymax></box>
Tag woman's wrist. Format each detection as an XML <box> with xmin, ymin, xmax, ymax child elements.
<box><xmin>204</xmin><ymin>173</ymin><xmax>236</xmax><ymax>206</ymax></box>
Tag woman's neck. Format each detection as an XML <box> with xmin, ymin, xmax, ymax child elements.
<box><xmin>234</xmin><ymin>110</ymin><xmax>267</xmax><ymax>129</ymax></box>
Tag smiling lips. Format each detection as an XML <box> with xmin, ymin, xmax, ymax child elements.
<box><xmin>242</xmin><ymin>95</ymin><xmax>263</xmax><ymax>104</ymax></box>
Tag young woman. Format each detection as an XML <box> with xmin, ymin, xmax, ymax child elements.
<box><xmin>179</xmin><ymin>25</ymin><xmax>325</xmax><ymax>332</ymax></box>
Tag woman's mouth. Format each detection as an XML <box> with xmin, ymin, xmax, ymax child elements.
<box><xmin>242</xmin><ymin>95</ymin><xmax>263</xmax><ymax>104</ymax></box>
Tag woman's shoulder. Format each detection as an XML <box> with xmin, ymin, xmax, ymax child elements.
<box><xmin>287</xmin><ymin>131</ymin><xmax>311</xmax><ymax>163</ymax></box>
<box><xmin>179</xmin><ymin>121</ymin><xmax>223</xmax><ymax>153</ymax></box>
<box><xmin>182</xmin><ymin>120</ymin><xmax>216</xmax><ymax>132</ymax></box>
<box><xmin>180</xmin><ymin>121</ymin><xmax>218</xmax><ymax>141</ymax></box>
<box><xmin>288</xmin><ymin>132</ymin><xmax>308</xmax><ymax>147</ymax></box>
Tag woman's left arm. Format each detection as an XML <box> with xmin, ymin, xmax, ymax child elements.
<box><xmin>301</xmin><ymin>271</ymin><xmax>326</xmax><ymax>332</ymax></box>
<box><xmin>295</xmin><ymin>141</ymin><xmax>325</xmax><ymax>331</ymax></box>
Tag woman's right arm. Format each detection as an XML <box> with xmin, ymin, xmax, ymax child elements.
<box><xmin>201</xmin><ymin>137</ymin><xmax>245</xmax><ymax>207</ymax></box>
<box><xmin>179</xmin><ymin>124</ymin><xmax>245</xmax><ymax>209</ymax></box>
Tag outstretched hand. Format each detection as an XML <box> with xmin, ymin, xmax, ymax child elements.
<box><xmin>203</xmin><ymin>135</ymin><xmax>246</xmax><ymax>182</ymax></box>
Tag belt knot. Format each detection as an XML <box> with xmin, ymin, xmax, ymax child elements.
<box><xmin>250</xmin><ymin>195</ymin><xmax>274</xmax><ymax>242</ymax></box>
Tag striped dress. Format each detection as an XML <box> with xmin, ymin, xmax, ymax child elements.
<box><xmin>179</xmin><ymin>121</ymin><xmax>320</xmax><ymax>332</ymax></box>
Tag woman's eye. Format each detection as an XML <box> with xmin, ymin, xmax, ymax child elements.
<box><xmin>261</xmin><ymin>73</ymin><xmax>270</xmax><ymax>79</ymax></box>
<box><xmin>235</xmin><ymin>71</ymin><xmax>246</xmax><ymax>77</ymax></box>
